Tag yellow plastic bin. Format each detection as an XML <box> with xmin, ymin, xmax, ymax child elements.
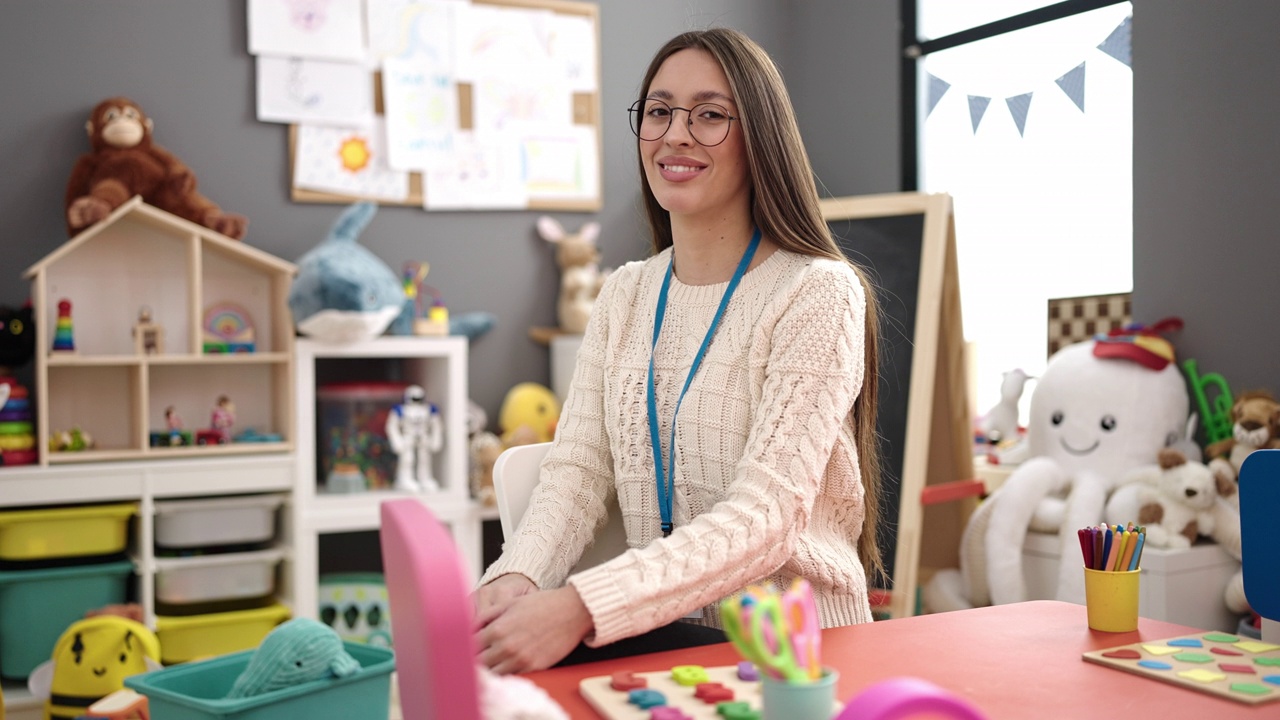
<box><xmin>156</xmin><ymin>603</ymin><xmax>291</xmax><ymax>665</ymax></box>
<box><xmin>0</xmin><ymin>503</ymin><xmax>135</xmax><ymax>561</ymax></box>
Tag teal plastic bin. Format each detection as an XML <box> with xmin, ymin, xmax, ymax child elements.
<box><xmin>0</xmin><ymin>559</ymin><xmax>134</xmax><ymax>680</ymax></box>
<box><xmin>125</xmin><ymin>642</ymin><xmax>394</xmax><ymax>720</ymax></box>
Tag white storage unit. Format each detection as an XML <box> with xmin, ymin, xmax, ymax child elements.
<box><xmin>291</xmin><ymin>337</ymin><xmax>487</xmax><ymax>622</ymax></box>
<box><xmin>1022</xmin><ymin>530</ymin><xmax>1243</xmax><ymax>632</ymax></box>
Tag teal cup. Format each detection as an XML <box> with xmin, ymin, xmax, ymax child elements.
<box><xmin>761</xmin><ymin>667</ymin><xmax>839</xmax><ymax>719</ymax></box>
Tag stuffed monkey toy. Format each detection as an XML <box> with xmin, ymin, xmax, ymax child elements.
<box><xmin>64</xmin><ymin>97</ymin><xmax>247</xmax><ymax>239</ymax></box>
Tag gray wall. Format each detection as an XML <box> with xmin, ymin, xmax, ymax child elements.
<box><xmin>0</xmin><ymin>0</ymin><xmax>898</xmax><ymax>427</ymax></box>
<box><xmin>1132</xmin><ymin>0</ymin><xmax>1280</xmax><ymax>401</ymax></box>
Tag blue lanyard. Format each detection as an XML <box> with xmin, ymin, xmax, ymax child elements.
<box><xmin>647</xmin><ymin>228</ymin><xmax>762</xmax><ymax>537</ymax></box>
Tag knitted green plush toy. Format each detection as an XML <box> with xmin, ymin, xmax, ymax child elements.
<box><xmin>225</xmin><ymin>618</ymin><xmax>360</xmax><ymax>698</ymax></box>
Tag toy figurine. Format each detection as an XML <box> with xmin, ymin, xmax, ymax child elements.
<box><xmin>384</xmin><ymin>385</ymin><xmax>443</xmax><ymax>492</ymax></box>
<box><xmin>210</xmin><ymin>395</ymin><xmax>235</xmax><ymax>443</ymax></box>
<box><xmin>164</xmin><ymin>405</ymin><xmax>184</xmax><ymax>446</ymax></box>
<box><xmin>52</xmin><ymin>298</ymin><xmax>76</xmax><ymax>353</ymax></box>
<box><xmin>132</xmin><ymin>306</ymin><xmax>164</xmax><ymax>355</ymax></box>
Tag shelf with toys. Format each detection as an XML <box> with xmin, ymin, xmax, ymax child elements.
<box><xmin>22</xmin><ymin>197</ymin><xmax>297</xmax><ymax>464</ymax></box>
<box><xmin>290</xmin><ymin>335</ymin><xmax>484</xmax><ymax>623</ymax></box>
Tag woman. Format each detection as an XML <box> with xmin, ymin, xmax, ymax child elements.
<box><xmin>474</xmin><ymin>27</ymin><xmax>884</xmax><ymax>674</ymax></box>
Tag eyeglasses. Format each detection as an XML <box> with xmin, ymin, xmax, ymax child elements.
<box><xmin>628</xmin><ymin>99</ymin><xmax>738</xmax><ymax>147</ymax></box>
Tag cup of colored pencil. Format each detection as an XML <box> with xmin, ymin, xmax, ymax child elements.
<box><xmin>1079</xmin><ymin>523</ymin><xmax>1144</xmax><ymax>632</ymax></box>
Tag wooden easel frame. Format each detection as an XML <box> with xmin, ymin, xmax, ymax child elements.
<box><xmin>819</xmin><ymin>192</ymin><xmax>970</xmax><ymax>621</ymax></box>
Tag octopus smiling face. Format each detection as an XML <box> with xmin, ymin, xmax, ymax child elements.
<box><xmin>1027</xmin><ymin>341</ymin><xmax>1188</xmax><ymax>477</ymax></box>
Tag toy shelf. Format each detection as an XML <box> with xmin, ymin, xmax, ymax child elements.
<box><xmin>290</xmin><ymin>336</ymin><xmax>483</xmax><ymax>620</ymax></box>
<box><xmin>22</xmin><ymin>197</ymin><xmax>297</xmax><ymax>466</ymax></box>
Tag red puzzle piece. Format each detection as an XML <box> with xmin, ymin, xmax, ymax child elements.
<box><xmin>694</xmin><ymin>682</ymin><xmax>735</xmax><ymax>703</ymax></box>
<box><xmin>610</xmin><ymin>671</ymin><xmax>647</xmax><ymax>692</ymax></box>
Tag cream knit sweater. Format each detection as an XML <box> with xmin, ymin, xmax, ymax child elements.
<box><xmin>480</xmin><ymin>246</ymin><xmax>873</xmax><ymax>646</ymax></box>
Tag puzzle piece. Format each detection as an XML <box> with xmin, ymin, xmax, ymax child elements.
<box><xmin>651</xmin><ymin>707</ymin><xmax>694</xmax><ymax>720</ymax></box>
<box><xmin>693</xmin><ymin>682</ymin><xmax>734</xmax><ymax>703</ymax></box>
<box><xmin>628</xmin><ymin>688</ymin><xmax>666</xmax><ymax>709</ymax></box>
<box><xmin>716</xmin><ymin>701</ymin><xmax>761</xmax><ymax>720</ymax></box>
<box><xmin>671</xmin><ymin>665</ymin><xmax>710</xmax><ymax>686</ymax></box>
<box><xmin>610</xmin><ymin>671</ymin><xmax>647</xmax><ymax>692</ymax></box>
<box><xmin>736</xmin><ymin>661</ymin><xmax>759</xmax><ymax>682</ymax></box>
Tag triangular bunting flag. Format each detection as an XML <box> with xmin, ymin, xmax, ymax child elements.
<box><xmin>1055</xmin><ymin>62</ymin><xmax>1086</xmax><ymax>112</ymax></box>
<box><xmin>1097</xmin><ymin>16</ymin><xmax>1132</xmax><ymax>67</ymax></box>
<box><xmin>1006</xmin><ymin>92</ymin><xmax>1033</xmax><ymax>137</ymax></box>
<box><xmin>967</xmin><ymin>95</ymin><xmax>991</xmax><ymax>133</ymax></box>
<box><xmin>926</xmin><ymin>74</ymin><xmax>951</xmax><ymax>117</ymax></box>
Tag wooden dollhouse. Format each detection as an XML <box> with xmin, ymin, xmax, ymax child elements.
<box><xmin>22</xmin><ymin>196</ymin><xmax>298</xmax><ymax>464</ymax></box>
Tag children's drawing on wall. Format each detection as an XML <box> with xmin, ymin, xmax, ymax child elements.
<box><xmin>294</xmin><ymin>119</ymin><xmax>410</xmax><ymax>201</ymax></box>
<box><xmin>422</xmin><ymin>130</ymin><xmax>526</xmax><ymax>210</ymax></box>
<box><xmin>521</xmin><ymin>127</ymin><xmax>599</xmax><ymax>201</ymax></box>
<box><xmin>248</xmin><ymin>0</ymin><xmax>364</xmax><ymax>62</ymax></box>
<box><xmin>256</xmin><ymin>56</ymin><xmax>374</xmax><ymax>127</ymax></box>
<box><xmin>252</xmin><ymin>0</ymin><xmax>601</xmax><ymax>210</ymax></box>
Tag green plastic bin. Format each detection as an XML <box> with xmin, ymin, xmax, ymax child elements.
<box><xmin>125</xmin><ymin>642</ymin><xmax>394</xmax><ymax>720</ymax></box>
<box><xmin>0</xmin><ymin>559</ymin><xmax>134</xmax><ymax>680</ymax></box>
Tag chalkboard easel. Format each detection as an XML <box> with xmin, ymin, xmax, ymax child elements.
<box><xmin>819</xmin><ymin>192</ymin><xmax>971</xmax><ymax>621</ymax></box>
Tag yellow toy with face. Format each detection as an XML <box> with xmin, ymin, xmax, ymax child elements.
<box><xmin>27</xmin><ymin>616</ymin><xmax>160</xmax><ymax>720</ymax></box>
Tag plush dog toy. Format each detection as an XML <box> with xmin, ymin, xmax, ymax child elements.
<box><xmin>1125</xmin><ymin>448</ymin><xmax>1237</xmax><ymax>549</ymax></box>
<box><xmin>1205</xmin><ymin>390</ymin><xmax>1280</xmax><ymax>507</ymax></box>
<box><xmin>925</xmin><ymin>334</ymin><xmax>1190</xmax><ymax>612</ymax></box>
<box><xmin>65</xmin><ymin>97</ymin><xmax>247</xmax><ymax>239</ymax></box>
<box><xmin>1107</xmin><ymin>448</ymin><xmax>1248</xmax><ymax>616</ymax></box>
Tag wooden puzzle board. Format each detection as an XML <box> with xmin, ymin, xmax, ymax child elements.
<box><xmin>1083</xmin><ymin>631</ymin><xmax>1280</xmax><ymax>705</ymax></box>
<box><xmin>579</xmin><ymin>664</ymin><xmax>840</xmax><ymax>719</ymax></box>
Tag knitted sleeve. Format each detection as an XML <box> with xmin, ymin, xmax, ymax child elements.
<box><xmin>477</xmin><ymin>264</ymin><xmax>636</xmax><ymax>589</ymax></box>
<box><xmin>569</xmin><ymin>260</ymin><xmax>867</xmax><ymax>645</ymax></box>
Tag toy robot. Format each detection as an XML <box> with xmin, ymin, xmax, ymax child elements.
<box><xmin>384</xmin><ymin>385</ymin><xmax>442</xmax><ymax>492</ymax></box>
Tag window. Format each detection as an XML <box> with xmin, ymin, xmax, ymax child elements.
<box><xmin>911</xmin><ymin>1</ymin><xmax>1133</xmax><ymax>423</ymax></box>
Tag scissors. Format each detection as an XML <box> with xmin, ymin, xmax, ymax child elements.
<box><xmin>720</xmin><ymin>581</ymin><xmax>821</xmax><ymax>684</ymax></box>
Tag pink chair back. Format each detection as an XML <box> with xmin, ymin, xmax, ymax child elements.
<box><xmin>380</xmin><ymin>499</ymin><xmax>482</xmax><ymax>720</ymax></box>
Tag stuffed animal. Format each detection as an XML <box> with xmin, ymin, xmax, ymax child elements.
<box><xmin>1204</xmin><ymin>390</ymin><xmax>1280</xmax><ymax>506</ymax></box>
<box><xmin>1107</xmin><ymin>448</ymin><xmax>1248</xmax><ymax>615</ymax></box>
<box><xmin>536</xmin><ymin>216</ymin><xmax>607</xmax><ymax>334</ymax></box>
<box><xmin>226</xmin><ymin>618</ymin><xmax>359</xmax><ymax>698</ymax></box>
<box><xmin>978</xmin><ymin>368</ymin><xmax>1033</xmax><ymax>444</ymax></box>
<box><xmin>499</xmin><ymin>382</ymin><xmax>560</xmax><ymax>446</ymax></box>
<box><xmin>288</xmin><ymin>202</ymin><xmax>405</xmax><ymax>344</ymax></box>
<box><xmin>65</xmin><ymin>97</ymin><xmax>247</xmax><ymax>239</ymax></box>
<box><xmin>1124</xmin><ymin>448</ymin><xmax>1237</xmax><ymax>549</ymax></box>
<box><xmin>26</xmin><ymin>616</ymin><xmax>161</xmax><ymax>720</ymax></box>
<box><xmin>925</xmin><ymin>333</ymin><xmax>1191</xmax><ymax>612</ymax></box>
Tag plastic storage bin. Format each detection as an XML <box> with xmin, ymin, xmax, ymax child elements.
<box><xmin>318</xmin><ymin>573</ymin><xmax>392</xmax><ymax>647</ymax></box>
<box><xmin>1022</xmin><ymin>530</ymin><xmax>1242</xmax><ymax>631</ymax></box>
<box><xmin>155</xmin><ymin>603</ymin><xmax>291</xmax><ymax>665</ymax></box>
<box><xmin>0</xmin><ymin>503</ymin><xmax>135</xmax><ymax>561</ymax></box>
<box><xmin>153</xmin><ymin>495</ymin><xmax>285</xmax><ymax>550</ymax></box>
<box><xmin>154</xmin><ymin>549</ymin><xmax>285</xmax><ymax>605</ymax></box>
<box><xmin>125</xmin><ymin>642</ymin><xmax>393</xmax><ymax>720</ymax></box>
<box><xmin>0</xmin><ymin>559</ymin><xmax>134</xmax><ymax>680</ymax></box>
<box><xmin>316</xmin><ymin>381</ymin><xmax>407</xmax><ymax>492</ymax></box>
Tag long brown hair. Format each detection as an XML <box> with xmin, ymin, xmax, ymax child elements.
<box><xmin>635</xmin><ymin>28</ymin><xmax>886</xmax><ymax>585</ymax></box>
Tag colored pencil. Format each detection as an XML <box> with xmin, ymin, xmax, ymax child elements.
<box><xmin>1119</xmin><ymin>531</ymin><xmax>1137</xmax><ymax>571</ymax></box>
<box><xmin>1128</xmin><ymin>531</ymin><xmax>1146</xmax><ymax>571</ymax></box>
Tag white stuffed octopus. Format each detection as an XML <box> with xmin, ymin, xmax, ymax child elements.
<box><xmin>926</xmin><ymin>340</ymin><xmax>1191</xmax><ymax>610</ymax></box>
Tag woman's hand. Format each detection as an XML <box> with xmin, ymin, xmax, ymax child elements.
<box><xmin>473</xmin><ymin>573</ymin><xmax>538</xmax><ymax>619</ymax></box>
<box><xmin>475</xmin><ymin>585</ymin><xmax>593</xmax><ymax>674</ymax></box>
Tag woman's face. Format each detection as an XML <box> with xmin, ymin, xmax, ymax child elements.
<box><xmin>640</xmin><ymin>48</ymin><xmax>750</xmax><ymax>224</ymax></box>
